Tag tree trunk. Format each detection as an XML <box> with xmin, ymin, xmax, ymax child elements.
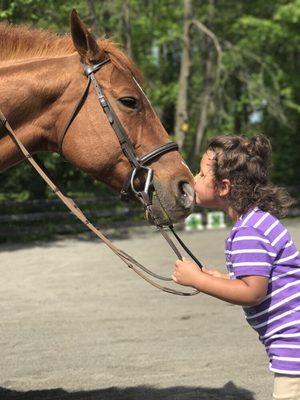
<box><xmin>121</xmin><ymin>0</ymin><xmax>133</xmax><ymax>58</ymax></box>
<box><xmin>86</xmin><ymin>0</ymin><xmax>114</xmax><ymax>38</ymax></box>
<box><xmin>192</xmin><ymin>50</ymin><xmax>214</xmax><ymax>169</ymax></box>
<box><xmin>174</xmin><ymin>0</ymin><xmax>192</xmax><ymax>151</ymax></box>
<box><xmin>86</xmin><ymin>0</ymin><xmax>100</xmax><ymax>37</ymax></box>
<box><xmin>191</xmin><ymin>0</ymin><xmax>219</xmax><ymax>170</ymax></box>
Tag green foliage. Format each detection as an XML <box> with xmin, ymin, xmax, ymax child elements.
<box><xmin>0</xmin><ymin>0</ymin><xmax>85</xmax><ymax>30</ymax></box>
<box><xmin>185</xmin><ymin>0</ymin><xmax>300</xmax><ymax>184</ymax></box>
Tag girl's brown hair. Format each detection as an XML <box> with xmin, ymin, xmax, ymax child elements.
<box><xmin>207</xmin><ymin>134</ymin><xmax>293</xmax><ymax>218</ymax></box>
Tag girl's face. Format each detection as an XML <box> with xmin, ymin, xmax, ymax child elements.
<box><xmin>194</xmin><ymin>150</ymin><xmax>221</xmax><ymax>207</ymax></box>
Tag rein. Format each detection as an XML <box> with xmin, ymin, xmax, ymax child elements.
<box><xmin>0</xmin><ymin>58</ymin><xmax>203</xmax><ymax>296</ymax></box>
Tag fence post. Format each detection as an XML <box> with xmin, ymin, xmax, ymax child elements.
<box><xmin>185</xmin><ymin>213</ymin><xmax>204</xmax><ymax>231</ymax></box>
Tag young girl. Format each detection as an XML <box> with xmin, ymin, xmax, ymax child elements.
<box><xmin>172</xmin><ymin>134</ymin><xmax>300</xmax><ymax>400</ymax></box>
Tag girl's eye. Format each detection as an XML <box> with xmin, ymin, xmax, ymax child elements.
<box><xmin>119</xmin><ymin>97</ymin><xmax>139</xmax><ymax>110</ymax></box>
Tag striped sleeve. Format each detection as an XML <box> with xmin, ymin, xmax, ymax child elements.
<box><xmin>229</xmin><ymin>226</ymin><xmax>276</xmax><ymax>278</ymax></box>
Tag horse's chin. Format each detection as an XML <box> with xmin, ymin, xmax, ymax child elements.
<box><xmin>145</xmin><ymin>181</ymin><xmax>194</xmax><ymax>227</ymax></box>
<box><xmin>145</xmin><ymin>201</ymin><xmax>192</xmax><ymax>226</ymax></box>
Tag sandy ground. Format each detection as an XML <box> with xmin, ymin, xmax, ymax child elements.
<box><xmin>0</xmin><ymin>219</ymin><xmax>300</xmax><ymax>400</ymax></box>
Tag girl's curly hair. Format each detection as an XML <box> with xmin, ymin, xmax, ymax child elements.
<box><xmin>206</xmin><ymin>134</ymin><xmax>293</xmax><ymax>218</ymax></box>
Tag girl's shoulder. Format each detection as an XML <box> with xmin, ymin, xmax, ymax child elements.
<box><xmin>232</xmin><ymin>208</ymin><xmax>290</xmax><ymax>251</ymax></box>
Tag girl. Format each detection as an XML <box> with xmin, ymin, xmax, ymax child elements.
<box><xmin>172</xmin><ymin>134</ymin><xmax>300</xmax><ymax>400</ymax></box>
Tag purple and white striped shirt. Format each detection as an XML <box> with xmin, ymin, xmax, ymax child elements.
<box><xmin>226</xmin><ymin>208</ymin><xmax>300</xmax><ymax>375</ymax></box>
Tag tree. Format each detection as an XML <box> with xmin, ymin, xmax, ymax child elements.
<box><xmin>121</xmin><ymin>0</ymin><xmax>132</xmax><ymax>58</ymax></box>
<box><xmin>174</xmin><ymin>0</ymin><xmax>192</xmax><ymax>151</ymax></box>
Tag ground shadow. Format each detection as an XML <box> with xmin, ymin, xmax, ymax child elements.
<box><xmin>0</xmin><ymin>381</ymin><xmax>255</xmax><ymax>400</ymax></box>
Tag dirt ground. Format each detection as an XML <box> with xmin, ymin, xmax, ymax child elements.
<box><xmin>1</xmin><ymin>219</ymin><xmax>300</xmax><ymax>400</ymax></box>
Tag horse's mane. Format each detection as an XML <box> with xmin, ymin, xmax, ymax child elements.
<box><xmin>0</xmin><ymin>23</ymin><xmax>142</xmax><ymax>81</ymax></box>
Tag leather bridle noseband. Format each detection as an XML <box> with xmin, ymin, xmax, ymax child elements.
<box><xmin>0</xmin><ymin>57</ymin><xmax>203</xmax><ymax>296</ymax></box>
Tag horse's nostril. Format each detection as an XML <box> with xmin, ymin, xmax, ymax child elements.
<box><xmin>178</xmin><ymin>181</ymin><xmax>194</xmax><ymax>209</ymax></box>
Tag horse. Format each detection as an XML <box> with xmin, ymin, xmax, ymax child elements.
<box><xmin>0</xmin><ymin>10</ymin><xmax>194</xmax><ymax>226</ymax></box>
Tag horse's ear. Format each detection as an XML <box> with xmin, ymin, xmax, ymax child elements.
<box><xmin>70</xmin><ymin>9</ymin><xmax>105</xmax><ymax>64</ymax></box>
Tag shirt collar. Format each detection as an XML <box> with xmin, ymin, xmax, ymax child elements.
<box><xmin>232</xmin><ymin>207</ymin><xmax>259</xmax><ymax>230</ymax></box>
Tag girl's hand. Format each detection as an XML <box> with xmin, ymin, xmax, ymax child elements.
<box><xmin>172</xmin><ymin>258</ymin><xmax>202</xmax><ymax>287</ymax></box>
<box><xmin>202</xmin><ymin>267</ymin><xmax>230</xmax><ymax>279</ymax></box>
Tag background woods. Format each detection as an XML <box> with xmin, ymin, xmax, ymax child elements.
<box><xmin>0</xmin><ymin>0</ymin><xmax>299</xmax><ymax>202</ymax></box>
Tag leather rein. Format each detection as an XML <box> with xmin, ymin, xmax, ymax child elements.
<box><xmin>0</xmin><ymin>58</ymin><xmax>203</xmax><ymax>296</ymax></box>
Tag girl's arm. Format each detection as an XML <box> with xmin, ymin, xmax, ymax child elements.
<box><xmin>202</xmin><ymin>267</ymin><xmax>230</xmax><ymax>279</ymax></box>
<box><xmin>173</xmin><ymin>259</ymin><xmax>269</xmax><ymax>306</ymax></box>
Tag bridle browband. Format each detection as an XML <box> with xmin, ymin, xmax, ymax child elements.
<box><xmin>0</xmin><ymin>57</ymin><xmax>203</xmax><ymax>296</ymax></box>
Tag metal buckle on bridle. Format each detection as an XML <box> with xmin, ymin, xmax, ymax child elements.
<box><xmin>130</xmin><ymin>165</ymin><xmax>153</xmax><ymax>207</ymax></box>
<box><xmin>83</xmin><ymin>59</ymin><xmax>111</xmax><ymax>76</ymax></box>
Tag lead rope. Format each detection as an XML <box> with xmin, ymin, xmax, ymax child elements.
<box><xmin>147</xmin><ymin>190</ymin><xmax>203</xmax><ymax>270</ymax></box>
<box><xmin>131</xmin><ymin>76</ymin><xmax>203</xmax><ymax>270</ymax></box>
<box><xmin>0</xmin><ymin>110</ymin><xmax>199</xmax><ymax>296</ymax></box>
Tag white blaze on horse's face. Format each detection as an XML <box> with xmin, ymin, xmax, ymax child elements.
<box><xmin>64</xmin><ymin>10</ymin><xmax>195</xmax><ymax>225</ymax></box>
<box><xmin>181</xmin><ymin>160</ymin><xmax>190</xmax><ymax>170</ymax></box>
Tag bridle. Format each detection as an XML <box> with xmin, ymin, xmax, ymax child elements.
<box><xmin>58</xmin><ymin>58</ymin><xmax>179</xmax><ymax>212</ymax></box>
<box><xmin>0</xmin><ymin>57</ymin><xmax>203</xmax><ymax>296</ymax></box>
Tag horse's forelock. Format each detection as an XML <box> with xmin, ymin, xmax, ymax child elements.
<box><xmin>98</xmin><ymin>38</ymin><xmax>143</xmax><ymax>85</ymax></box>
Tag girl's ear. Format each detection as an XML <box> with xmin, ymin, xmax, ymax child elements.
<box><xmin>219</xmin><ymin>178</ymin><xmax>231</xmax><ymax>197</ymax></box>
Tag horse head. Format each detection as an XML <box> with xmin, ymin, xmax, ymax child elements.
<box><xmin>58</xmin><ymin>10</ymin><xmax>194</xmax><ymax>225</ymax></box>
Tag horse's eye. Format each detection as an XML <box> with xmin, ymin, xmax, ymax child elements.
<box><xmin>119</xmin><ymin>97</ymin><xmax>139</xmax><ymax>110</ymax></box>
